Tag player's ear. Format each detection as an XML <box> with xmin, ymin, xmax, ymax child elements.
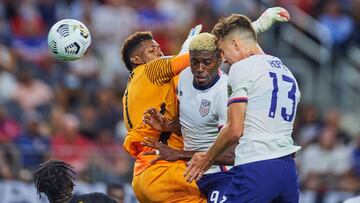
<box><xmin>131</xmin><ymin>56</ymin><xmax>143</xmax><ymax>65</ymax></box>
<box><xmin>232</xmin><ymin>39</ymin><xmax>240</xmax><ymax>51</ymax></box>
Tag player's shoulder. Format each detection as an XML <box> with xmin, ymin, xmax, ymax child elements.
<box><xmin>143</xmin><ymin>55</ymin><xmax>174</xmax><ymax>70</ymax></box>
<box><xmin>71</xmin><ymin>192</ymin><xmax>117</xmax><ymax>203</ymax></box>
<box><xmin>150</xmin><ymin>55</ymin><xmax>173</xmax><ymax>62</ymax></box>
<box><xmin>215</xmin><ymin>72</ymin><xmax>228</xmax><ymax>99</ymax></box>
<box><xmin>150</xmin><ymin>55</ymin><xmax>174</xmax><ymax>65</ymax></box>
<box><xmin>178</xmin><ymin>66</ymin><xmax>192</xmax><ymax>84</ymax></box>
<box><xmin>231</xmin><ymin>54</ymin><xmax>265</xmax><ymax>68</ymax></box>
<box><xmin>229</xmin><ymin>54</ymin><xmax>276</xmax><ymax>75</ymax></box>
<box><xmin>179</xmin><ymin>66</ymin><xmax>191</xmax><ymax>77</ymax></box>
<box><xmin>218</xmin><ymin>70</ymin><xmax>228</xmax><ymax>79</ymax></box>
<box><xmin>217</xmin><ymin>70</ymin><xmax>228</xmax><ymax>86</ymax></box>
<box><xmin>136</xmin><ymin>56</ymin><xmax>174</xmax><ymax>70</ymax></box>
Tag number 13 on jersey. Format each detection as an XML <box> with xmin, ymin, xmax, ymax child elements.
<box><xmin>268</xmin><ymin>72</ymin><xmax>297</xmax><ymax>122</ymax></box>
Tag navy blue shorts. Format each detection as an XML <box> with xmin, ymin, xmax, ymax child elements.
<box><xmin>197</xmin><ymin>170</ymin><xmax>233</xmax><ymax>203</ymax></box>
<box><xmin>223</xmin><ymin>154</ymin><xmax>299</xmax><ymax>203</ymax></box>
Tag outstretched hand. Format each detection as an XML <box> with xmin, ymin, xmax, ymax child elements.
<box><xmin>264</xmin><ymin>7</ymin><xmax>290</xmax><ymax>22</ymax></box>
<box><xmin>184</xmin><ymin>152</ymin><xmax>212</xmax><ymax>183</ymax></box>
<box><xmin>142</xmin><ymin>137</ymin><xmax>180</xmax><ymax>164</ymax></box>
<box><xmin>179</xmin><ymin>24</ymin><xmax>203</xmax><ymax>54</ymax></box>
<box><xmin>143</xmin><ymin>108</ymin><xmax>170</xmax><ymax>132</ymax></box>
<box><xmin>253</xmin><ymin>7</ymin><xmax>290</xmax><ymax>33</ymax></box>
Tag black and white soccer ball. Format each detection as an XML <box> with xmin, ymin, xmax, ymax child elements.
<box><xmin>48</xmin><ymin>19</ymin><xmax>91</xmax><ymax>61</ymax></box>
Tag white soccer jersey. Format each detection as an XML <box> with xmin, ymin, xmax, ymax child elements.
<box><xmin>228</xmin><ymin>54</ymin><xmax>301</xmax><ymax>166</ymax></box>
<box><xmin>177</xmin><ymin>67</ymin><xmax>229</xmax><ymax>173</ymax></box>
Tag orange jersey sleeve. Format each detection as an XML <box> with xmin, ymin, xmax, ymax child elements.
<box><xmin>144</xmin><ymin>52</ymin><xmax>190</xmax><ymax>85</ymax></box>
<box><xmin>171</xmin><ymin>52</ymin><xmax>190</xmax><ymax>75</ymax></box>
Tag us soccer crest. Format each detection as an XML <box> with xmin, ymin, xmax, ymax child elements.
<box><xmin>199</xmin><ymin>99</ymin><xmax>211</xmax><ymax>117</ymax></box>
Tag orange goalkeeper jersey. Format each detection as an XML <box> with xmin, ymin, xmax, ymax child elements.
<box><xmin>122</xmin><ymin>53</ymin><xmax>189</xmax><ymax>175</ymax></box>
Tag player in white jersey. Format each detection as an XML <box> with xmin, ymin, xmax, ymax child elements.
<box><xmin>185</xmin><ymin>14</ymin><xmax>301</xmax><ymax>202</ymax></box>
<box><xmin>143</xmin><ymin>33</ymin><xmax>235</xmax><ymax>203</ymax></box>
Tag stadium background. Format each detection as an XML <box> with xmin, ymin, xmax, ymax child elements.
<box><xmin>0</xmin><ymin>0</ymin><xmax>359</xmax><ymax>202</ymax></box>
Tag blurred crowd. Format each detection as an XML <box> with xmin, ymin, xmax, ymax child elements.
<box><xmin>0</xmin><ymin>0</ymin><xmax>359</xmax><ymax>203</ymax></box>
<box><xmin>294</xmin><ymin>106</ymin><xmax>360</xmax><ymax>202</ymax></box>
<box><xmin>277</xmin><ymin>0</ymin><xmax>360</xmax><ymax>59</ymax></box>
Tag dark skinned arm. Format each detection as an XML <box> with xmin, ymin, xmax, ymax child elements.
<box><xmin>142</xmin><ymin>137</ymin><xmax>235</xmax><ymax>165</ymax></box>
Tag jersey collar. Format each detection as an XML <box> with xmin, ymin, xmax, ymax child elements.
<box><xmin>193</xmin><ymin>73</ymin><xmax>220</xmax><ymax>90</ymax></box>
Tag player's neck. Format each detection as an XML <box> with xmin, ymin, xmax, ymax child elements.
<box><xmin>54</xmin><ymin>194</ymin><xmax>73</xmax><ymax>203</ymax></box>
<box><xmin>243</xmin><ymin>43</ymin><xmax>264</xmax><ymax>58</ymax></box>
<box><xmin>235</xmin><ymin>39</ymin><xmax>264</xmax><ymax>60</ymax></box>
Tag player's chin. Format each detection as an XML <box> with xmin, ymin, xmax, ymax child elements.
<box><xmin>195</xmin><ymin>77</ymin><xmax>209</xmax><ymax>85</ymax></box>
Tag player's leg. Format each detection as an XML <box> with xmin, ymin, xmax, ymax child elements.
<box><xmin>197</xmin><ymin>171</ymin><xmax>233</xmax><ymax>203</ymax></box>
<box><xmin>223</xmin><ymin>155</ymin><xmax>297</xmax><ymax>203</ymax></box>
<box><xmin>134</xmin><ymin>162</ymin><xmax>206</xmax><ymax>203</ymax></box>
<box><xmin>272</xmin><ymin>156</ymin><xmax>299</xmax><ymax>203</ymax></box>
<box><xmin>132</xmin><ymin>172</ymin><xmax>151</xmax><ymax>202</ymax></box>
<box><xmin>222</xmin><ymin>164</ymin><xmax>276</xmax><ymax>203</ymax></box>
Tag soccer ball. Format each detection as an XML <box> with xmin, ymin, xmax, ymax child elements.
<box><xmin>48</xmin><ymin>19</ymin><xmax>91</xmax><ymax>61</ymax></box>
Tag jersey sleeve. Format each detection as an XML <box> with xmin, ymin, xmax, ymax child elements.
<box><xmin>171</xmin><ymin>52</ymin><xmax>190</xmax><ymax>75</ymax></box>
<box><xmin>227</xmin><ymin>60</ymin><xmax>255</xmax><ymax>106</ymax></box>
<box><xmin>145</xmin><ymin>52</ymin><xmax>190</xmax><ymax>85</ymax></box>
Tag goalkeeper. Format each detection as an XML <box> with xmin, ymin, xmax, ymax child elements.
<box><xmin>121</xmin><ymin>7</ymin><xmax>289</xmax><ymax>203</ymax></box>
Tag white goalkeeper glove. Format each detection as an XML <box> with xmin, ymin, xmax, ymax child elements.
<box><xmin>251</xmin><ymin>7</ymin><xmax>290</xmax><ymax>34</ymax></box>
<box><xmin>179</xmin><ymin>24</ymin><xmax>203</xmax><ymax>54</ymax></box>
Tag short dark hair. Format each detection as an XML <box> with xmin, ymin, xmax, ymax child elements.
<box><xmin>212</xmin><ymin>14</ymin><xmax>257</xmax><ymax>42</ymax></box>
<box><xmin>33</xmin><ymin>160</ymin><xmax>75</xmax><ymax>202</ymax></box>
<box><xmin>121</xmin><ymin>31</ymin><xmax>153</xmax><ymax>72</ymax></box>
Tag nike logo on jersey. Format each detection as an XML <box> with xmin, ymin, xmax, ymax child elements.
<box><xmin>228</xmin><ymin>85</ymin><xmax>233</xmax><ymax>97</ymax></box>
<box><xmin>177</xmin><ymin>88</ymin><xmax>183</xmax><ymax>96</ymax></box>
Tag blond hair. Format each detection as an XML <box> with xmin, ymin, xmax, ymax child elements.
<box><xmin>189</xmin><ymin>33</ymin><xmax>217</xmax><ymax>52</ymax></box>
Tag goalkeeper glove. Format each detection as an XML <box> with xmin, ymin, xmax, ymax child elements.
<box><xmin>251</xmin><ymin>7</ymin><xmax>290</xmax><ymax>34</ymax></box>
<box><xmin>179</xmin><ymin>24</ymin><xmax>203</xmax><ymax>54</ymax></box>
